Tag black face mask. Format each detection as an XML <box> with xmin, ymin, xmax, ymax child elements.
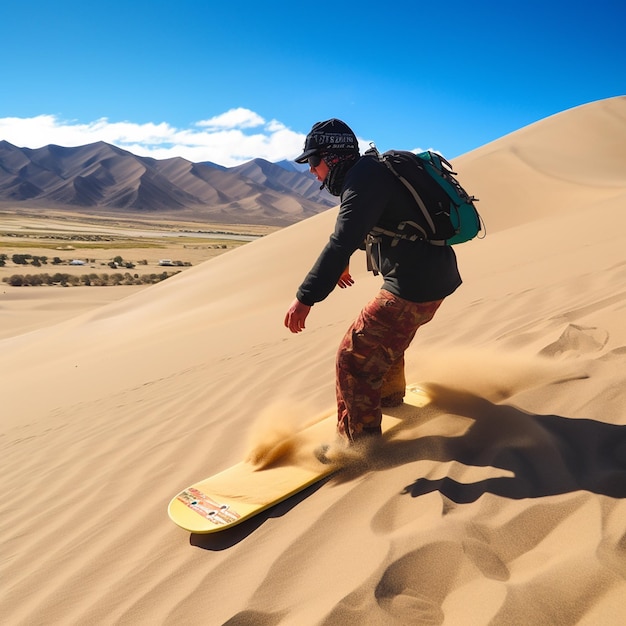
<box><xmin>321</xmin><ymin>154</ymin><xmax>358</xmax><ymax>196</ymax></box>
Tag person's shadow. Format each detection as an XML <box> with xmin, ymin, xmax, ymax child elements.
<box><xmin>371</xmin><ymin>385</ymin><xmax>626</xmax><ymax>503</ymax></box>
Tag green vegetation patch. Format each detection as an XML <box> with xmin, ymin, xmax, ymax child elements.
<box><xmin>3</xmin><ymin>271</ymin><xmax>179</xmax><ymax>287</ymax></box>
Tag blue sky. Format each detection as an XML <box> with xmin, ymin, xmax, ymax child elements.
<box><xmin>1</xmin><ymin>0</ymin><xmax>624</xmax><ymax>166</ymax></box>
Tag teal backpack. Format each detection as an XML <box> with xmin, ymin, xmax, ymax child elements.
<box><xmin>365</xmin><ymin>146</ymin><xmax>484</xmax><ymax>246</ymax></box>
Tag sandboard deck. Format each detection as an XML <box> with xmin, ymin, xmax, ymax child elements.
<box><xmin>168</xmin><ymin>386</ymin><xmax>429</xmax><ymax>533</ymax></box>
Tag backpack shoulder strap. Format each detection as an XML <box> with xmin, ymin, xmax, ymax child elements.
<box><xmin>380</xmin><ymin>152</ymin><xmax>436</xmax><ymax>235</ymax></box>
<box><xmin>367</xmin><ymin>145</ymin><xmax>438</xmax><ymax>235</ymax></box>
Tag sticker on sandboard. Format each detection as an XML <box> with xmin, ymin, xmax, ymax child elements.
<box><xmin>177</xmin><ymin>487</ymin><xmax>241</xmax><ymax>525</ymax></box>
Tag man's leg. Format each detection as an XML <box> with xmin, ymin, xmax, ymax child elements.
<box><xmin>381</xmin><ymin>356</ymin><xmax>407</xmax><ymax>407</ymax></box>
<box><xmin>336</xmin><ymin>290</ymin><xmax>442</xmax><ymax>443</ymax></box>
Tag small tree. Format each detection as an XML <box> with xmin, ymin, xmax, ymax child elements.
<box><xmin>27</xmin><ymin>274</ymin><xmax>44</xmax><ymax>286</ymax></box>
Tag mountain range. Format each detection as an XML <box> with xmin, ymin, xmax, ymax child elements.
<box><xmin>0</xmin><ymin>140</ymin><xmax>335</xmax><ymax>225</ymax></box>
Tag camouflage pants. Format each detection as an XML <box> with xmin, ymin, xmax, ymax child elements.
<box><xmin>336</xmin><ymin>290</ymin><xmax>442</xmax><ymax>442</ymax></box>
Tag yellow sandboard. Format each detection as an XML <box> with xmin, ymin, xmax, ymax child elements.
<box><xmin>168</xmin><ymin>386</ymin><xmax>430</xmax><ymax>533</ymax></box>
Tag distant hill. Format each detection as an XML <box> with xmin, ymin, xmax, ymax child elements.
<box><xmin>274</xmin><ymin>159</ymin><xmax>309</xmax><ymax>173</ymax></box>
<box><xmin>0</xmin><ymin>140</ymin><xmax>335</xmax><ymax>226</ymax></box>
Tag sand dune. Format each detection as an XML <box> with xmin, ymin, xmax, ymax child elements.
<box><xmin>455</xmin><ymin>95</ymin><xmax>626</xmax><ymax>233</ymax></box>
<box><xmin>1</xmin><ymin>97</ymin><xmax>625</xmax><ymax>625</ymax></box>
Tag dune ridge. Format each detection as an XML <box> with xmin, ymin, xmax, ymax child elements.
<box><xmin>1</xmin><ymin>97</ymin><xmax>625</xmax><ymax>625</ymax></box>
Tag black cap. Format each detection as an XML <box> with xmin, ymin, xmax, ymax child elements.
<box><xmin>294</xmin><ymin>119</ymin><xmax>359</xmax><ymax>163</ymax></box>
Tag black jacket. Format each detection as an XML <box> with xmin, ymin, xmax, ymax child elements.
<box><xmin>296</xmin><ymin>155</ymin><xmax>462</xmax><ymax>306</ymax></box>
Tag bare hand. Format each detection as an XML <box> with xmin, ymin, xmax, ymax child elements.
<box><xmin>337</xmin><ymin>269</ymin><xmax>354</xmax><ymax>289</ymax></box>
<box><xmin>284</xmin><ymin>298</ymin><xmax>311</xmax><ymax>333</ymax></box>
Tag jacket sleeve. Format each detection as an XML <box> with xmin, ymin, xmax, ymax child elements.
<box><xmin>296</xmin><ymin>159</ymin><xmax>391</xmax><ymax>306</ymax></box>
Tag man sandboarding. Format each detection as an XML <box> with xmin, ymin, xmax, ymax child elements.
<box><xmin>284</xmin><ymin>119</ymin><xmax>461</xmax><ymax>447</ymax></box>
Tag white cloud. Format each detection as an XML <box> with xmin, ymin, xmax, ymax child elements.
<box><xmin>266</xmin><ymin>119</ymin><xmax>287</xmax><ymax>132</ymax></box>
<box><xmin>196</xmin><ymin>107</ymin><xmax>265</xmax><ymax>131</ymax></box>
<box><xmin>0</xmin><ymin>110</ymin><xmax>306</xmax><ymax>167</ymax></box>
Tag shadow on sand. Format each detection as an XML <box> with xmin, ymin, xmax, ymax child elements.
<box><xmin>379</xmin><ymin>385</ymin><xmax>626</xmax><ymax>503</ymax></box>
